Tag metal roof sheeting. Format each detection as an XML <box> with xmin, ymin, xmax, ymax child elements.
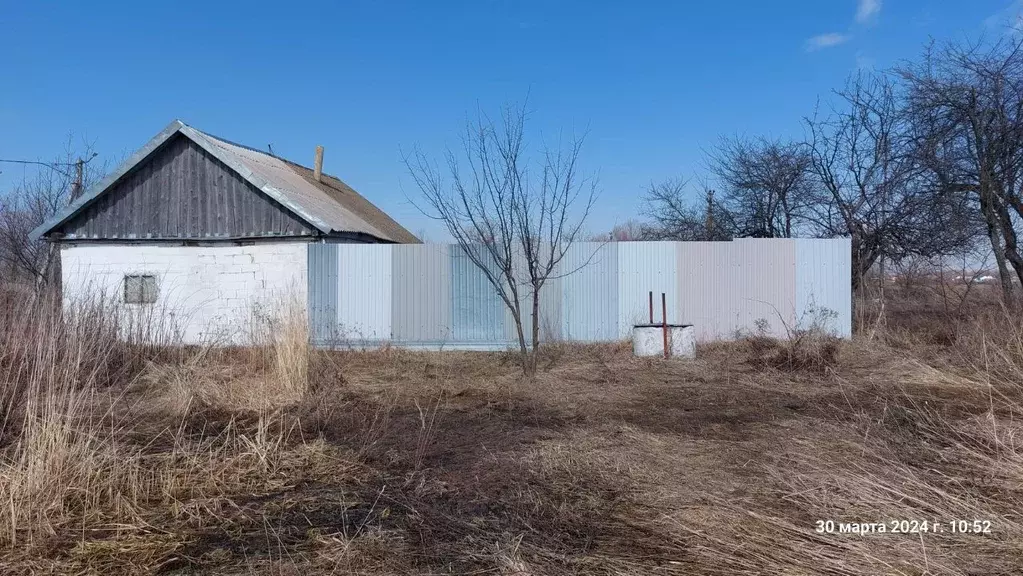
<box><xmin>31</xmin><ymin>120</ymin><xmax>419</xmax><ymax>243</ymax></box>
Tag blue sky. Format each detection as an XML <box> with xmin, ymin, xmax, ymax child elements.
<box><xmin>1</xmin><ymin>0</ymin><xmax>1020</xmax><ymax>239</ymax></box>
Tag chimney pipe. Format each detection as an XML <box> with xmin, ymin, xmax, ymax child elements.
<box><xmin>314</xmin><ymin>145</ymin><xmax>324</xmax><ymax>182</ymax></box>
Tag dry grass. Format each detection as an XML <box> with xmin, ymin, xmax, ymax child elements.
<box><xmin>1</xmin><ymin>288</ymin><xmax>1023</xmax><ymax>574</ymax></box>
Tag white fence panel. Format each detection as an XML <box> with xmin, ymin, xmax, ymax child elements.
<box><xmin>617</xmin><ymin>242</ymin><xmax>678</xmax><ymax>339</ymax></box>
<box><xmin>336</xmin><ymin>244</ymin><xmax>392</xmax><ymax>340</ymax></box>
<box><xmin>307</xmin><ymin>239</ymin><xmax>853</xmax><ymax>348</ymax></box>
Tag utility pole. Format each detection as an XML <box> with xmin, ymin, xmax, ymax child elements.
<box><xmin>36</xmin><ymin>157</ymin><xmax>83</xmax><ymax>297</ymax></box>
<box><xmin>705</xmin><ymin>189</ymin><xmax>715</xmax><ymax>241</ymax></box>
<box><xmin>71</xmin><ymin>157</ymin><xmax>84</xmax><ymax>201</ymax></box>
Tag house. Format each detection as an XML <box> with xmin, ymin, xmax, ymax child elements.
<box><xmin>30</xmin><ymin>121</ymin><xmax>853</xmax><ymax>349</ymax></box>
<box><xmin>31</xmin><ymin>120</ymin><xmax>419</xmax><ymax>344</ymax></box>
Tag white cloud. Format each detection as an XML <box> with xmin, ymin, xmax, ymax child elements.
<box><xmin>856</xmin><ymin>0</ymin><xmax>882</xmax><ymax>24</ymax></box>
<box><xmin>805</xmin><ymin>1</ymin><xmax>880</xmax><ymax>55</ymax></box>
<box><xmin>984</xmin><ymin>1</ymin><xmax>1023</xmax><ymax>34</ymax></box>
<box><xmin>806</xmin><ymin>33</ymin><xmax>851</xmax><ymax>51</ymax></box>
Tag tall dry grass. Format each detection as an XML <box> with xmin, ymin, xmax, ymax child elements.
<box><xmin>671</xmin><ymin>290</ymin><xmax>1023</xmax><ymax>574</ymax></box>
<box><xmin>0</xmin><ymin>297</ymin><xmax>152</xmax><ymax>547</ymax></box>
<box><xmin>247</xmin><ymin>294</ymin><xmax>310</xmax><ymax>406</ymax></box>
<box><xmin>0</xmin><ymin>294</ymin><xmax>315</xmax><ymax>567</ymax></box>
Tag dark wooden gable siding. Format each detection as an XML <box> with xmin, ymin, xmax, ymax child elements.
<box><xmin>55</xmin><ymin>134</ymin><xmax>317</xmax><ymax>240</ymax></box>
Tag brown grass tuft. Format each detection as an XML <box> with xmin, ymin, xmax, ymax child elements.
<box><xmin>744</xmin><ymin>329</ymin><xmax>842</xmax><ymax>373</ymax></box>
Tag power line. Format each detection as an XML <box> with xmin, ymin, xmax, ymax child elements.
<box><xmin>0</xmin><ymin>159</ymin><xmax>80</xmax><ymax>166</ymax></box>
<box><xmin>0</xmin><ymin>153</ymin><xmax>98</xmax><ymax>179</ymax></box>
<box><xmin>0</xmin><ymin>159</ymin><xmax>73</xmax><ymax>178</ymax></box>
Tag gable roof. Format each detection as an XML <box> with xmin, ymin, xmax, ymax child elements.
<box><xmin>30</xmin><ymin>120</ymin><xmax>419</xmax><ymax>243</ymax></box>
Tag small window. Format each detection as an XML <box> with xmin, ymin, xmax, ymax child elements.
<box><xmin>124</xmin><ymin>275</ymin><xmax>158</xmax><ymax>304</ymax></box>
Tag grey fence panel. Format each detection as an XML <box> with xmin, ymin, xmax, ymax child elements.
<box><xmin>517</xmin><ymin>244</ymin><xmax>566</xmax><ymax>344</ymax></box>
<box><xmin>391</xmin><ymin>244</ymin><xmax>452</xmax><ymax>342</ymax></box>
<box><xmin>561</xmin><ymin>242</ymin><xmax>617</xmax><ymax>341</ymax></box>
<box><xmin>733</xmin><ymin>239</ymin><xmax>797</xmax><ymax>338</ymax></box>
<box><xmin>677</xmin><ymin>241</ymin><xmax>739</xmax><ymax>341</ymax></box>
<box><xmin>336</xmin><ymin>244</ymin><xmax>392</xmax><ymax>340</ymax></box>
<box><xmin>451</xmin><ymin>247</ymin><xmax>505</xmax><ymax>342</ymax></box>
<box><xmin>308</xmin><ymin>239</ymin><xmax>852</xmax><ymax>348</ymax></box>
<box><xmin>502</xmin><ymin>246</ymin><xmax>529</xmax><ymax>343</ymax></box>
<box><xmin>617</xmin><ymin>242</ymin><xmax>679</xmax><ymax>338</ymax></box>
<box><xmin>307</xmin><ymin>243</ymin><xmax>338</xmax><ymax>345</ymax></box>
<box><xmin>538</xmin><ymin>264</ymin><xmax>563</xmax><ymax>343</ymax></box>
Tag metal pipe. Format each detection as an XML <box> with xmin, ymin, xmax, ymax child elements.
<box><xmin>661</xmin><ymin>292</ymin><xmax>668</xmax><ymax>359</ymax></box>
<box><xmin>648</xmin><ymin>291</ymin><xmax>653</xmax><ymax>324</ymax></box>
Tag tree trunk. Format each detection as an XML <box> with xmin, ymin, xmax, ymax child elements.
<box><xmin>992</xmin><ymin>191</ymin><xmax>1023</xmax><ymax>297</ymax></box>
<box><xmin>849</xmin><ymin>233</ymin><xmax>879</xmax><ymax>295</ymax></box>
<box><xmin>850</xmin><ymin>234</ymin><xmax>864</xmax><ymax>294</ymax></box>
<box><xmin>781</xmin><ymin>195</ymin><xmax>792</xmax><ymax>238</ymax></box>
<box><xmin>528</xmin><ymin>287</ymin><xmax>541</xmax><ymax>376</ymax></box>
<box><xmin>508</xmin><ymin>288</ymin><xmax>530</xmax><ymax>375</ymax></box>
<box><xmin>980</xmin><ymin>189</ymin><xmax>1016</xmax><ymax>304</ymax></box>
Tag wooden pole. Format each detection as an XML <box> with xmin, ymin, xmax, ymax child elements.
<box><xmin>661</xmin><ymin>292</ymin><xmax>668</xmax><ymax>359</ymax></box>
<box><xmin>648</xmin><ymin>291</ymin><xmax>653</xmax><ymax>324</ymax></box>
<box><xmin>705</xmin><ymin>189</ymin><xmax>715</xmax><ymax>240</ymax></box>
<box><xmin>71</xmin><ymin>158</ymin><xmax>84</xmax><ymax>200</ymax></box>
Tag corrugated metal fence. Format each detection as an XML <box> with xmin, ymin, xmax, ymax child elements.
<box><xmin>308</xmin><ymin>238</ymin><xmax>851</xmax><ymax>349</ymax></box>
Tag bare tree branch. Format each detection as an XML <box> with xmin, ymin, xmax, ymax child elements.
<box><xmin>642</xmin><ymin>177</ymin><xmax>734</xmax><ymax>241</ymax></box>
<box><xmin>0</xmin><ymin>134</ymin><xmax>105</xmax><ymax>292</ymax></box>
<box><xmin>707</xmin><ymin>136</ymin><xmax>813</xmax><ymax>238</ymax></box>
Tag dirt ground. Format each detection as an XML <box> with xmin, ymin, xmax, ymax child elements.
<box><xmin>4</xmin><ymin>322</ymin><xmax>1021</xmax><ymax>575</ymax></box>
<box><xmin>291</xmin><ymin>337</ymin><xmax>1019</xmax><ymax>575</ymax></box>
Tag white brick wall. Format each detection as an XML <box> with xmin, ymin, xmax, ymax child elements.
<box><xmin>61</xmin><ymin>243</ymin><xmax>308</xmax><ymax>345</ymax></box>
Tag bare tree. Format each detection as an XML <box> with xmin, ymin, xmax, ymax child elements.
<box><xmin>643</xmin><ymin>177</ymin><xmax>734</xmax><ymax>240</ymax></box>
<box><xmin>0</xmin><ymin>136</ymin><xmax>103</xmax><ymax>293</ymax></box>
<box><xmin>804</xmin><ymin>73</ymin><xmax>961</xmax><ymax>292</ymax></box>
<box><xmin>708</xmin><ymin>136</ymin><xmax>812</xmax><ymax>238</ymax></box>
<box><xmin>404</xmin><ymin>104</ymin><xmax>597</xmax><ymax>375</ymax></box>
<box><xmin>900</xmin><ymin>38</ymin><xmax>1023</xmax><ymax>303</ymax></box>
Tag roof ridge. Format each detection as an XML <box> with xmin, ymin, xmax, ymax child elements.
<box><xmin>189</xmin><ymin>126</ymin><xmax>299</xmax><ymax>165</ymax></box>
<box><xmin>186</xmin><ymin>122</ymin><xmax>348</xmax><ymax>181</ymax></box>
<box><xmin>197</xmin><ymin>129</ymin><xmax>352</xmax><ymax>182</ymax></box>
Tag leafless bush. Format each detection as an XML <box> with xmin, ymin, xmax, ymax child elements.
<box><xmin>743</xmin><ymin>307</ymin><xmax>843</xmax><ymax>374</ymax></box>
<box><xmin>747</xmin><ymin>330</ymin><xmax>841</xmax><ymax>373</ymax></box>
